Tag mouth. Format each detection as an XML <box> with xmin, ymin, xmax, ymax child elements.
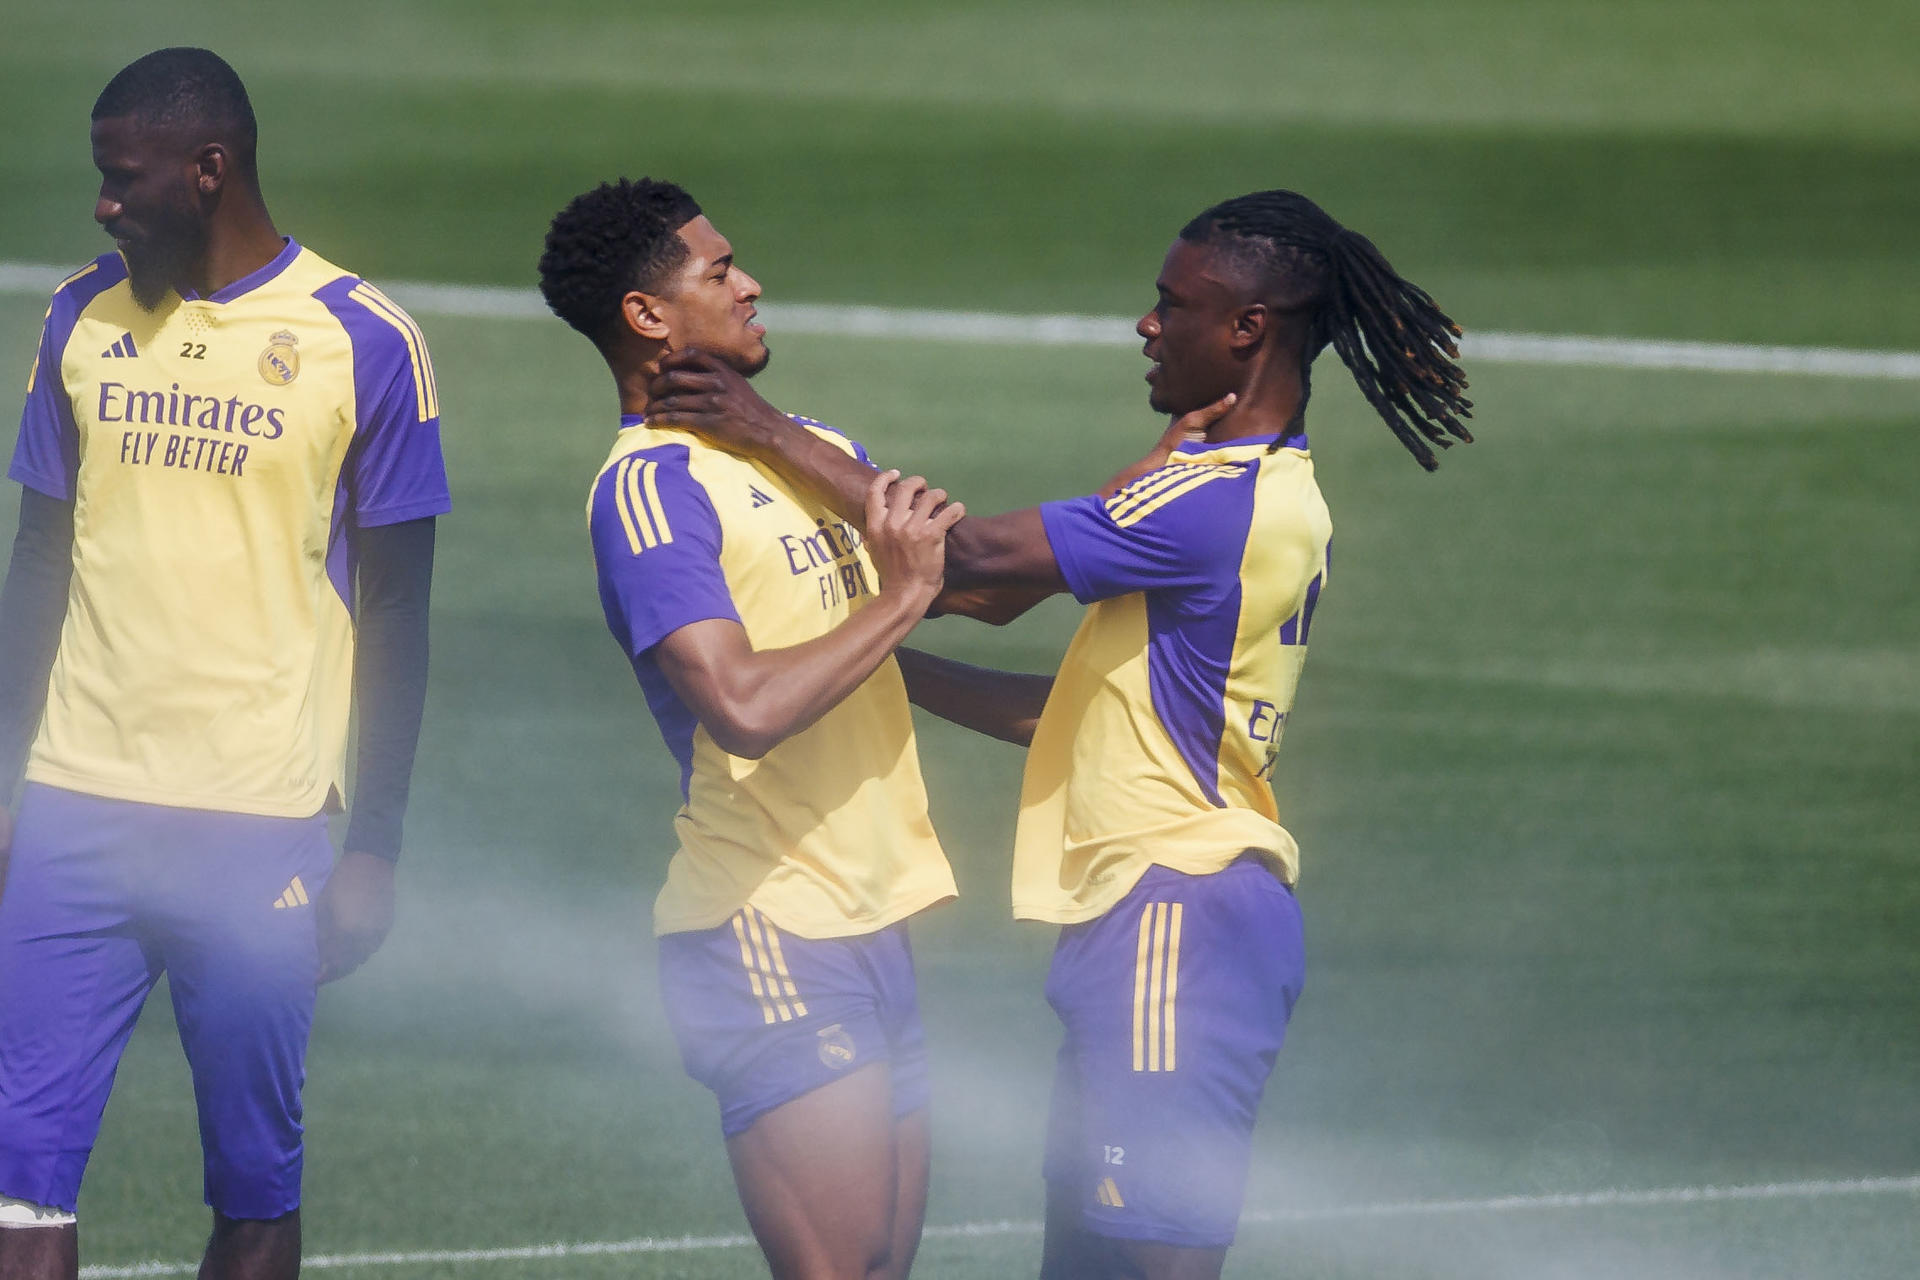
<box><xmin>1145</xmin><ymin>360</ymin><xmax>1162</xmax><ymax>383</ymax></box>
<box><xmin>745</xmin><ymin>311</ymin><xmax>766</xmax><ymax>338</ymax></box>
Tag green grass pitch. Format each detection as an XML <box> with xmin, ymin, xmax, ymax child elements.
<box><xmin>0</xmin><ymin>2</ymin><xmax>1916</xmax><ymax>1276</ymax></box>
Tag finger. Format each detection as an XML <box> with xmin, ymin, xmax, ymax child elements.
<box><xmin>932</xmin><ymin>500</ymin><xmax>967</xmax><ymax>533</ymax></box>
<box><xmin>866</xmin><ymin>469</ymin><xmax>901</xmax><ymax>523</ymax></box>
<box><xmin>647</xmin><ymin>369</ymin><xmax>720</xmax><ymax>396</ymax></box>
<box><xmin>909</xmin><ymin>486</ymin><xmax>948</xmax><ymax>520</ymax></box>
<box><xmin>657</xmin><ymin>346</ymin><xmax>721</xmax><ymax>373</ymax></box>
<box><xmin>885</xmin><ymin>476</ymin><xmax>930</xmax><ymax>518</ymax></box>
<box><xmin>1172</xmin><ymin>391</ymin><xmax>1236</xmax><ymax>436</ymax></box>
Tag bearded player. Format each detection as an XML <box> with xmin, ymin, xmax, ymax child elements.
<box><xmin>0</xmin><ymin>48</ymin><xmax>449</xmax><ymax>1280</ymax></box>
<box><xmin>538</xmin><ymin>178</ymin><xmax>967</xmax><ymax>1280</ymax></box>
<box><xmin>648</xmin><ymin>188</ymin><xmax>1474</xmax><ymax>1278</ymax></box>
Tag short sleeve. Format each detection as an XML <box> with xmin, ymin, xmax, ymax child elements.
<box><xmin>9</xmin><ymin>308</ymin><xmax>79</xmax><ymax>501</ymax></box>
<box><xmin>590</xmin><ymin>450</ymin><xmax>741</xmax><ymax>658</ymax></box>
<box><xmin>314</xmin><ymin>278</ymin><xmax>452</xmax><ymax>526</ymax></box>
<box><xmin>1039</xmin><ymin>462</ymin><xmax>1257</xmax><ymax>604</ymax></box>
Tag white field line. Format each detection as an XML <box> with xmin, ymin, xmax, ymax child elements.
<box><xmin>74</xmin><ymin>1175</ymin><xmax>1920</xmax><ymax>1277</ymax></box>
<box><xmin>4</xmin><ymin>260</ymin><xmax>1919</xmax><ymax>379</ymax></box>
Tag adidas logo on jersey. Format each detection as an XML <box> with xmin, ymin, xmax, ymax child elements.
<box><xmin>271</xmin><ymin>876</ymin><xmax>312</xmax><ymax>910</ymax></box>
<box><xmin>100</xmin><ymin>333</ymin><xmax>139</xmax><ymax>359</ymax></box>
<box><xmin>748</xmin><ymin>484</ymin><xmax>775</xmax><ymax>508</ymax></box>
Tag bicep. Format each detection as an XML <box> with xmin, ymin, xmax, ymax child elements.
<box><xmin>650</xmin><ymin>617</ymin><xmax>759</xmax><ymax>720</ymax></box>
<box><xmin>943</xmin><ymin>508</ymin><xmax>1067</xmax><ymax>592</ymax></box>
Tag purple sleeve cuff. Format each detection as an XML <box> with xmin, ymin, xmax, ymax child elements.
<box><xmin>1039</xmin><ymin>497</ymin><xmax>1103</xmax><ymax>604</ymax></box>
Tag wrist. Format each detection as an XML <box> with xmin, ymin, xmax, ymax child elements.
<box><xmin>877</xmin><ymin>578</ymin><xmax>941</xmax><ymax>616</ymax></box>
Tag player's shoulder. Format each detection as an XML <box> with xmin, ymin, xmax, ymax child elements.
<box><xmin>1100</xmin><ymin>453</ymin><xmax>1256</xmax><ymax>530</ymax></box>
<box><xmin>43</xmin><ymin>252</ymin><xmax>129</xmax><ymax>317</ymax></box>
<box><xmin>299</xmin><ymin>250</ymin><xmax>430</xmax><ymax>345</ymax></box>
<box><xmin>589</xmin><ymin>430</ymin><xmax>706</xmax><ymax>513</ymax></box>
<box><xmin>787</xmin><ymin>414</ymin><xmax>870</xmax><ymax>463</ymax></box>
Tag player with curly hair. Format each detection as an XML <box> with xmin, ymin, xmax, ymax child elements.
<box><xmin>538</xmin><ymin>177</ymin><xmax>966</xmax><ymax>1280</ymax></box>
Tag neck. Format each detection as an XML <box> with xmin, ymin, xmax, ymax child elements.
<box><xmin>1206</xmin><ymin>344</ymin><xmax>1307</xmax><ymax>443</ymax></box>
<box><xmin>184</xmin><ymin>189</ymin><xmax>283</xmax><ymax>298</ymax></box>
<box><xmin>613</xmin><ymin>351</ymin><xmax>666</xmax><ymax>418</ymax></box>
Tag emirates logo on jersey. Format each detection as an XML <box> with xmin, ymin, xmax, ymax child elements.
<box><xmin>258</xmin><ymin>330</ymin><xmax>300</xmax><ymax>386</ymax></box>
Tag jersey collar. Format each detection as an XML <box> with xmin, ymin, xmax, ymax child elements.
<box><xmin>181</xmin><ymin>237</ymin><xmax>301</xmax><ymax>304</ymax></box>
<box><xmin>1175</xmin><ymin>430</ymin><xmax>1309</xmax><ymax>455</ymax></box>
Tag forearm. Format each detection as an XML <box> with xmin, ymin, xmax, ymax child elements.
<box><xmin>895</xmin><ymin>647</ymin><xmax>1051</xmax><ymax>747</ymax></box>
<box><xmin>743</xmin><ymin>418</ymin><xmax>882</xmax><ymax>524</ymax></box>
<box><xmin>942</xmin><ymin>509</ymin><xmax>1066</xmax><ymax>592</ymax></box>
<box><xmin>930</xmin><ymin>584</ymin><xmax>1056</xmax><ymax>625</ymax></box>
<box><xmin>673</xmin><ymin>585</ymin><xmax>938</xmax><ymax>759</ymax></box>
<box><xmin>0</xmin><ymin>491</ymin><xmax>75</xmax><ymax>797</ymax></box>
<box><xmin>345</xmin><ymin>518</ymin><xmax>435</xmax><ymax>860</ymax></box>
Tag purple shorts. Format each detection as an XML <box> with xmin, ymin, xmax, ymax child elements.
<box><xmin>1043</xmin><ymin>857</ymin><xmax>1305</xmax><ymax>1249</ymax></box>
<box><xmin>0</xmin><ymin>784</ymin><xmax>333</xmax><ymax>1217</ymax></box>
<box><xmin>657</xmin><ymin>908</ymin><xmax>929</xmax><ymax>1138</ymax></box>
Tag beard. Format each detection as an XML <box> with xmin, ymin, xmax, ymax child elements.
<box><xmin>119</xmin><ymin>210</ymin><xmax>208</xmax><ymax>311</ymax></box>
<box><xmin>725</xmin><ymin>341</ymin><xmax>771</xmax><ymax>378</ymax></box>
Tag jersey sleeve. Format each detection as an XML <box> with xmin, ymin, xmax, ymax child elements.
<box><xmin>1038</xmin><ymin>462</ymin><xmax>1257</xmax><ymax>604</ymax></box>
<box><xmin>590</xmin><ymin>452</ymin><xmax>741</xmax><ymax>658</ymax></box>
<box><xmin>316</xmin><ymin>278</ymin><xmax>452</xmax><ymax>526</ymax></box>
<box><xmin>10</xmin><ymin>307</ymin><xmax>81</xmax><ymax>501</ymax></box>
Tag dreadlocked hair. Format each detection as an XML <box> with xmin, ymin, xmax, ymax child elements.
<box><xmin>1181</xmin><ymin>190</ymin><xmax>1473</xmax><ymax>470</ymax></box>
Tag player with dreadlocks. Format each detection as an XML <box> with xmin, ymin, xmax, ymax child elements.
<box><xmin>649</xmin><ymin>187</ymin><xmax>1473</xmax><ymax>1278</ymax></box>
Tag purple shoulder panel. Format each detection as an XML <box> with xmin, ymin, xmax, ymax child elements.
<box><xmin>787</xmin><ymin>414</ymin><xmax>872</xmax><ymax>465</ymax></box>
<box><xmin>311</xmin><ymin>276</ymin><xmax>451</xmax><ymax>528</ymax></box>
<box><xmin>9</xmin><ymin>255</ymin><xmax>130</xmax><ymax>500</ymax></box>
<box><xmin>588</xmin><ymin>440</ymin><xmax>739</xmax><ymax>797</ymax></box>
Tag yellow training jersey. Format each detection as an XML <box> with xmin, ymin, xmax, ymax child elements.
<box><xmin>587</xmin><ymin>416</ymin><xmax>955</xmax><ymax>939</ymax></box>
<box><xmin>1013</xmin><ymin>431</ymin><xmax>1333</xmax><ymax>924</ymax></box>
<box><xmin>9</xmin><ymin>241</ymin><xmax>450</xmax><ymax>817</ymax></box>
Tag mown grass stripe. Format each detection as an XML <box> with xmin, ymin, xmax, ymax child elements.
<box><xmin>3</xmin><ymin>261</ymin><xmax>1918</xmax><ymax>378</ymax></box>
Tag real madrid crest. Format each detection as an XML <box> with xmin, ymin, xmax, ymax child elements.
<box><xmin>258</xmin><ymin>329</ymin><xmax>300</xmax><ymax>386</ymax></box>
<box><xmin>816</xmin><ymin>1023</ymin><xmax>857</xmax><ymax>1070</ymax></box>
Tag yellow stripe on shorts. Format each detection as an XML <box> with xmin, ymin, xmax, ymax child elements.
<box><xmin>1131</xmin><ymin>901</ymin><xmax>1183</xmax><ymax>1072</ymax></box>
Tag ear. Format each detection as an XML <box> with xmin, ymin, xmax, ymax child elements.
<box><xmin>620</xmin><ymin>290</ymin><xmax>672</xmax><ymax>343</ymax></box>
<box><xmin>1227</xmin><ymin>303</ymin><xmax>1269</xmax><ymax>352</ymax></box>
<box><xmin>192</xmin><ymin>143</ymin><xmax>229</xmax><ymax>197</ymax></box>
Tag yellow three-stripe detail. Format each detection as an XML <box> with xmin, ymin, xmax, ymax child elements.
<box><xmin>613</xmin><ymin>456</ymin><xmax>674</xmax><ymax>554</ymax></box>
<box><xmin>348</xmin><ymin>283</ymin><xmax>440</xmax><ymax>422</ymax></box>
<box><xmin>1131</xmin><ymin>901</ymin><xmax>1183</xmax><ymax>1072</ymax></box>
<box><xmin>1113</xmin><ymin>469</ymin><xmax>1234</xmax><ymax>529</ymax></box>
<box><xmin>731</xmin><ymin>908</ymin><xmax>808</xmax><ymax>1024</ymax></box>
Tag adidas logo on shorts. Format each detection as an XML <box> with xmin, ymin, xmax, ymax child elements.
<box><xmin>272</xmin><ymin>876</ymin><xmax>311</xmax><ymax>910</ymax></box>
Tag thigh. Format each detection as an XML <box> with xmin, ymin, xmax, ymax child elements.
<box><xmin>0</xmin><ymin>786</ymin><xmax>162</xmax><ymax>1211</ymax></box>
<box><xmin>725</xmin><ymin>1062</ymin><xmax>899</xmax><ymax>1280</ymax></box>
<box><xmin>152</xmin><ymin>806</ymin><xmax>333</xmax><ymax>1220</ymax></box>
<box><xmin>658</xmin><ymin>907</ymin><xmax>903</xmax><ymax>1138</ymax></box>
<box><xmin>1046</xmin><ymin>862</ymin><xmax>1304</xmax><ymax>1251</ymax></box>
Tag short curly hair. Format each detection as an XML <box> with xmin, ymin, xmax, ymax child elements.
<box><xmin>538</xmin><ymin>178</ymin><xmax>702</xmax><ymax>347</ymax></box>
